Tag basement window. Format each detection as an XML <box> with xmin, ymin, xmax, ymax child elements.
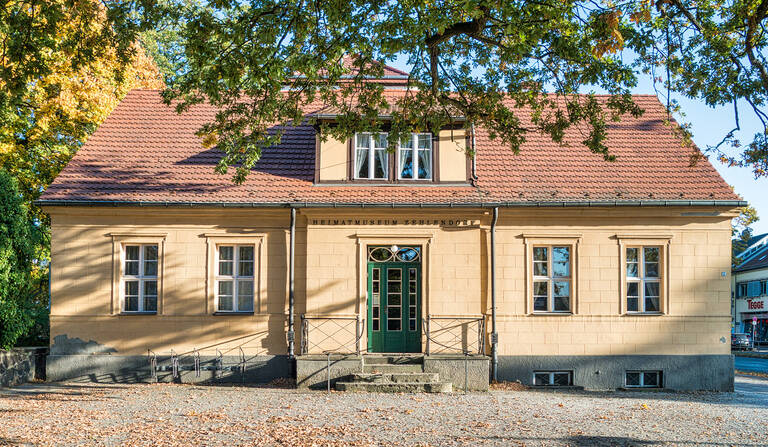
<box><xmin>533</xmin><ymin>371</ymin><xmax>573</xmax><ymax>386</ymax></box>
<box><xmin>625</xmin><ymin>370</ymin><xmax>663</xmax><ymax>388</ymax></box>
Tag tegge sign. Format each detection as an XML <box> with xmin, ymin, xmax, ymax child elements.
<box><xmin>738</xmin><ymin>296</ymin><xmax>768</xmax><ymax>313</ymax></box>
<box><xmin>310</xmin><ymin>218</ymin><xmax>480</xmax><ymax>227</ymax></box>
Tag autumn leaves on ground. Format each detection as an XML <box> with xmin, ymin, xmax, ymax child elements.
<box><xmin>1</xmin><ymin>381</ymin><xmax>767</xmax><ymax>446</ymax></box>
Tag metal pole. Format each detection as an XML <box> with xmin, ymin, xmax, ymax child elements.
<box><xmin>288</xmin><ymin>208</ymin><xmax>296</xmax><ymax>368</ymax></box>
<box><xmin>327</xmin><ymin>352</ymin><xmax>331</xmax><ymax>393</ymax></box>
<box><xmin>490</xmin><ymin>206</ymin><xmax>499</xmax><ymax>382</ymax></box>
<box><xmin>464</xmin><ymin>353</ymin><xmax>469</xmax><ymax>394</ymax></box>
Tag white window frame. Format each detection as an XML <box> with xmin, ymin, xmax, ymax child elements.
<box><xmin>397</xmin><ymin>133</ymin><xmax>433</xmax><ymax>180</ymax></box>
<box><xmin>532</xmin><ymin>245</ymin><xmax>572</xmax><ymax>313</ymax></box>
<box><xmin>625</xmin><ymin>246</ymin><xmax>662</xmax><ymax>314</ymax></box>
<box><xmin>121</xmin><ymin>244</ymin><xmax>158</xmax><ymax>313</ymax></box>
<box><xmin>533</xmin><ymin>371</ymin><xmax>573</xmax><ymax>386</ymax></box>
<box><xmin>625</xmin><ymin>370</ymin><xmax>663</xmax><ymax>388</ymax></box>
<box><xmin>215</xmin><ymin>244</ymin><xmax>255</xmax><ymax>313</ymax></box>
<box><xmin>354</xmin><ymin>132</ymin><xmax>388</xmax><ymax>180</ymax></box>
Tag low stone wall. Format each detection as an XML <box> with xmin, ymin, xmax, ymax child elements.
<box><xmin>424</xmin><ymin>355</ymin><xmax>490</xmax><ymax>391</ymax></box>
<box><xmin>46</xmin><ymin>354</ymin><xmax>290</xmax><ymax>384</ymax></box>
<box><xmin>296</xmin><ymin>354</ymin><xmax>362</xmax><ymax>390</ymax></box>
<box><xmin>497</xmin><ymin>354</ymin><xmax>734</xmax><ymax>391</ymax></box>
<box><xmin>1</xmin><ymin>348</ymin><xmax>47</xmax><ymax>387</ymax></box>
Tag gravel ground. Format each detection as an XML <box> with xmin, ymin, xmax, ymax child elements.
<box><xmin>1</xmin><ymin>376</ymin><xmax>767</xmax><ymax>447</ymax></box>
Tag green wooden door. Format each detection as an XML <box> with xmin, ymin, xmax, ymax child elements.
<box><xmin>367</xmin><ymin>247</ymin><xmax>421</xmax><ymax>353</ymax></box>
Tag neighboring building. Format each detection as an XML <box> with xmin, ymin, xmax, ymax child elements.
<box><xmin>733</xmin><ymin>233</ymin><xmax>768</xmax><ymax>344</ymax></box>
<box><xmin>39</xmin><ymin>62</ymin><xmax>744</xmax><ymax>391</ymax></box>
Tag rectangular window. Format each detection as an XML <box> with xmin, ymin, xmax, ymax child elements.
<box><xmin>532</xmin><ymin>246</ymin><xmax>571</xmax><ymax>313</ymax></box>
<box><xmin>737</xmin><ymin>283</ymin><xmax>748</xmax><ymax>298</ymax></box>
<box><xmin>626</xmin><ymin>246</ymin><xmax>661</xmax><ymax>313</ymax></box>
<box><xmin>625</xmin><ymin>370</ymin><xmax>663</xmax><ymax>388</ymax></box>
<box><xmin>533</xmin><ymin>371</ymin><xmax>573</xmax><ymax>386</ymax></box>
<box><xmin>762</xmin><ymin>280</ymin><xmax>768</xmax><ymax>296</ymax></box>
<box><xmin>398</xmin><ymin>133</ymin><xmax>433</xmax><ymax>180</ymax></box>
<box><xmin>372</xmin><ymin>268</ymin><xmax>381</xmax><ymax>331</ymax></box>
<box><xmin>216</xmin><ymin>245</ymin><xmax>255</xmax><ymax>313</ymax></box>
<box><xmin>355</xmin><ymin>133</ymin><xmax>388</xmax><ymax>180</ymax></box>
<box><xmin>122</xmin><ymin>244</ymin><xmax>158</xmax><ymax>313</ymax></box>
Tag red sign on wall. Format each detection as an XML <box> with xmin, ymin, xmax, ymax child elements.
<box><xmin>747</xmin><ymin>299</ymin><xmax>766</xmax><ymax>310</ymax></box>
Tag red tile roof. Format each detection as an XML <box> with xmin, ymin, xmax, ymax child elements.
<box><xmin>39</xmin><ymin>89</ymin><xmax>742</xmax><ymax>206</ymax></box>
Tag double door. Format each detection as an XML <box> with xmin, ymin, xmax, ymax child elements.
<box><xmin>367</xmin><ymin>262</ymin><xmax>421</xmax><ymax>353</ymax></box>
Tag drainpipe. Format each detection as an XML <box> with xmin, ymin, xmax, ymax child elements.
<box><xmin>490</xmin><ymin>206</ymin><xmax>499</xmax><ymax>382</ymax></box>
<box><xmin>288</xmin><ymin>207</ymin><xmax>296</xmax><ymax>367</ymax></box>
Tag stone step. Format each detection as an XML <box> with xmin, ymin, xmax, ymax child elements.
<box><xmin>363</xmin><ymin>356</ymin><xmax>423</xmax><ymax>365</ymax></box>
<box><xmin>362</xmin><ymin>364</ymin><xmax>423</xmax><ymax>374</ymax></box>
<box><xmin>335</xmin><ymin>381</ymin><xmax>453</xmax><ymax>393</ymax></box>
<box><xmin>350</xmin><ymin>372</ymin><xmax>439</xmax><ymax>384</ymax></box>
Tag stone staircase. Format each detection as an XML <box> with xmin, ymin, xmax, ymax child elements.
<box><xmin>335</xmin><ymin>355</ymin><xmax>452</xmax><ymax>393</ymax></box>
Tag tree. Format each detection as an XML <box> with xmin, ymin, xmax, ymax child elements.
<box><xmin>135</xmin><ymin>0</ymin><xmax>767</xmax><ymax>183</ymax></box>
<box><xmin>732</xmin><ymin>205</ymin><xmax>761</xmax><ymax>266</ymax></box>
<box><xmin>0</xmin><ymin>0</ymin><xmax>163</xmax><ymax>345</ymax></box>
<box><xmin>0</xmin><ymin>170</ymin><xmax>37</xmax><ymax>349</ymax></box>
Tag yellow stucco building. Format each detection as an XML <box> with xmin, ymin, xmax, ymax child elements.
<box><xmin>39</xmin><ymin>65</ymin><xmax>743</xmax><ymax>391</ymax></box>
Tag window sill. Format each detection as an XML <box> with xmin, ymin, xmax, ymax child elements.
<box><xmin>618</xmin><ymin>387</ymin><xmax>665</xmax><ymax>392</ymax></box>
<box><xmin>119</xmin><ymin>312</ymin><xmax>157</xmax><ymax>316</ymax></box>
<box><xmin>624</xmin><ymin>312</ymin><xmax>665</xmax><ymax>316</ymax></box>
<box><xmin>213</xmin><ymin>311</ymin><xmax>255</xmax><ymax>316</ymax></box>
<box><xmin>530</xmin><ymin>312</ymin><xmax>573</xmax><ymax>316</ymax></box>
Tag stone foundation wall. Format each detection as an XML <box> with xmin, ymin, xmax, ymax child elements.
<box><xmin>1</xmin><ymin>348</ymin><xmax>47</xmax><ymax>387</ymax></box>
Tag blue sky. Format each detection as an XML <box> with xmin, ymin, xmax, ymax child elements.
<box><xmin>386</xmin><ymin>57</ymin><xmax>768</xmax><ymax>234</ymax></box>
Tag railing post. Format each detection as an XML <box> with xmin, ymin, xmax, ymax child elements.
<box><xmin>355</xmin><ymin>317</ymin><xmax>361</xmax><ymax>356</ymax></box>
<box><xmin>425</xmin><ymin>315</ymin><xmax>430</xmax><ymax>356</ymax></box>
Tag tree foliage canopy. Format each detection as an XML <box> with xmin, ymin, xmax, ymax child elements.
<box><xmin>128</xmin><ymin>0</ymin><xmax>768</xmax><ymax>183</ymax></box>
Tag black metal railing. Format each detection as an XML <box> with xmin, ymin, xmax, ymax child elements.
<box><xmin>300</xmin><ymin>314</ymin><xmax>364</xmax><ymax>355</ymax></box>
<box><xmin>423</xmin><ymin>315</ymin><xmax>486</xmax><ymax>355</ymax></box>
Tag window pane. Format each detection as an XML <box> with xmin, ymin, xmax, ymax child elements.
<box><xmin>533</xmin><ymin>296</ymin><xmax>547</xmax><ymax>311</ymax></box>
<box><xmin>219</xmin><ymin>260</ymin><xmax>233</xmax><ymax>276</ymax></box>
<box><xmin>388</xmin><ymin>318</ymin><xmax>401</xmax><ymax>331</ymax></box>
<box><xmin>219</xmin><ymin>296</ymin><xmax>233</xmax><ymax>312</ymax></box>
<box><xmin>144</xmin><ymin>295</ymin><xmax>157</xmax><ymax>312</ymax></box>
<box><xmin>388</xmin><ymin>282</ymin><xmax>401</xmax><ymax>294</ymax></box>
<box><xmin>356</xmin><ymin>133</ymin><xmax>370</xmax><ymax>148</ymax></box>
<box><xmin>125</xmin><ymin>296</ymin><xmax>139</xmax><ymax>312</ymax></box>
<box><xmin>552</xmin><ymin>247</ymin><xmax>569</xmax><ymax>277</ymax></box>
<box><xmin>144</xmin><ymin>280</ymin><xmax>157</xmax><ymax>297</ymax></box>
<box><xmin>144</xmin><ymin>245</ymin><xmax>158</xmax><ymax>261</ymax></box>
<box><xmin>417</xmin><ymin>134</ymin><xmax>431</xmax><ymax>149</ymax></box>
<box><xmin>125</xmin><ymin>246</ymin><xmax>140</xmax><ymax>261</ymax></box>
<box><xmin>534</xmin><ymin>281</ymin><xmax>548</xmax><ymax>296</ymax></box>
<box><xmin>553</xmin><ymin>280</ymin><xmax>570</xmax><ymax>297</ymax></box>
<box><xmin>626</xmin><ymin>247</ymin><xmax>638</xmax><ymax>263</ymax></box>
<box><xmin>643</xmin><ymin>372</ymin><xmax>660</xmax><ymax>387</ymax></box>
<box><xmin>644</xmin><ymin>247</ymin><xmax>659</xmax><ymax>263</ymax></box>
<box><xmin>627</xmin><ymin>282</ymin><xmax>639</xmax><ymax>297</ymax></box>
<box><xmin>374</xmin><ymin>133</ymin><xmax>387</xmax><ymax>148</ymax></box>
<box><xmin>388</xmin><ymin>293</ymin><xmax>401</xmax><ymax>306</ymax></box>
<box><xmin>417</xmin><ymin>149</ymin><xmax>431</xmax><ymax>179</ymax></box>
<box><xmin>644</xmin><ymin>281</ymin><xmax>660</xmax><ymax>298</ymax></box>
<box><xmin>125</xmin><ymin>280</ymin><xmax>139</xmax><ymax>297</ymax></box>
<box><xmin>533</xmin><ymin>247</ymin><xmax>548</xmax><ymax>262</ymax></box>
<box><xmin>553</xmin><ymin>373</ymin><xmax>570</xmax><ymax>386</ymax></box>
<box><xmin>239</xmin><ymin>261</ymin><xmax>254</xmax><ymax>277</ymax></box>
<box><xmin>372</xmin><ymin>320</ymin><xmax>380</xmax><ymax>331</ymax></box>
<box><xmin>534</xmin><ymin>373</ymin><xmax>550</xmax><ymax>386</ymax></box>
<box><xmin>645</xmin><ymin>296</ymin><xmax>660</xmax><ymax>312</ymax></box>
<box><xmin>533</xmin><ymin>262</ymin><xmax>548</xmax><ymax>276</ymax></box>
<box><xmin>125</xmin><ymin>260</ymin><xmax>139</xmax><ymax>276</ymax></box>
<box><xmin>627</xmin><ymin>262</ymin><xmax>639</xmax><ymax>278</ymax></box>
<box><xmin>645</xmin><ymin>261</ymin><xmax>659</xmax><ymax>278</ymax></box>
<box><xmin>626</xmin><ymin>372</ymin><xmax>641</xmax><ymax>386</ymax></box>
<box><xmin>388</xmin><ymin>269</ymin><xmax>401</xmax><ymax>280</ymax></box>
<box><xmin>400</xmin><ymin>136</ymin><xmax>413</xmax><ymax>149</ymax></box>
<box><xmin>554</xmin><ymin>296</ymin><xmax>570</xmax><ymax>312</ymax></box>
<box><xmin>374</xmin><ymin>149</ymin><xmax>387</xmax><ymax>179</ymax></box>
<box><xmin>356</xmin><ymin>148</ymin><xmax>369</xmax><ymax>178</ymax></box>
<box><xmin>237</xmin><ymin>280</ymin><xmax>254</xmax><ymax>312</ymax></box>
<box><xmin>144</xmin><ymin>260</ymin><xmax>157</xmax><ymax>277</ymax></box>
<box><xmin>239</xmin><ymin>246</ymin><xmax>254</xmax><ymax>261</ymax></box>
<box><xmin>627</xmin><ymin>297</ymin><xmax>639</xmax><ymax>312</ymax></box>
<box><xmin>399</xmin><ymin>148</ymin><xmax>413</xmax><ymax>178</ymax></box>
<box><xmin>219</xmin><ymin>246</ymin><xmax>234</xmax><ymax>261</ymax></box>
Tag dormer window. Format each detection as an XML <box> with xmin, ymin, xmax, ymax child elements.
<box><xmin>355</xmin><ymin>133</ymin><xmax>388</xmax><ymax>179</ymax></box>
<box><xmin>398</xmin><ymin>133</ymin><xmax>433</xmax><ymax>180</ymax></box>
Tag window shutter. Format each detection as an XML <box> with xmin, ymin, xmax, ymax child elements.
<box><xmin>748</xmin><ymin>281</ymin><xmax>761</xmax><ymax>297</ymax></box>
